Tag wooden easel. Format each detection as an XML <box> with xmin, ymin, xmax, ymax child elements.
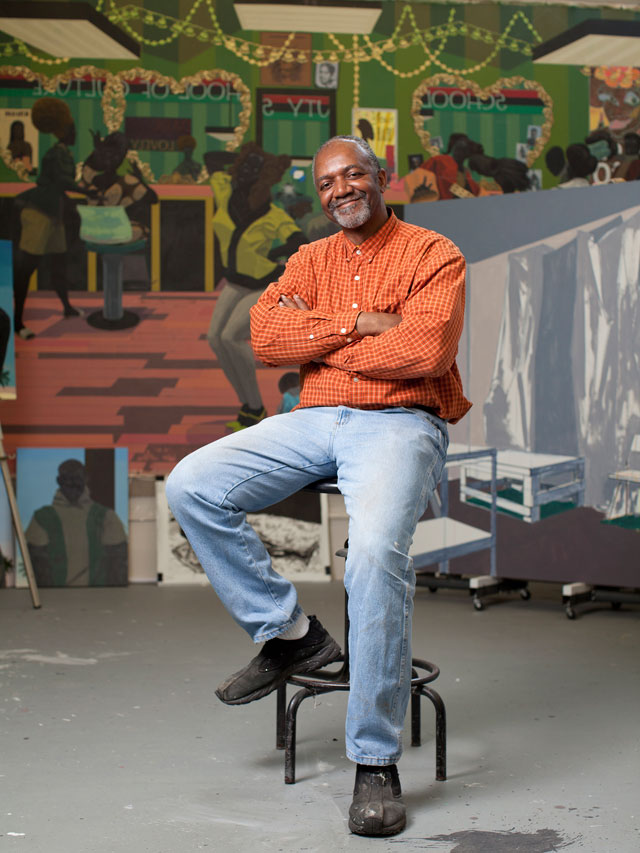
<box><xmin>0</xmin><ymin>423</ymin><xmax>40</xmax><ymax>608</ymax></box>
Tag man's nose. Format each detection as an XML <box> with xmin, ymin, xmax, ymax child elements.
<box><xmin>333</xmin><ymin>176</ymin><xmax>352</xmax><ymax>196</ymax></box>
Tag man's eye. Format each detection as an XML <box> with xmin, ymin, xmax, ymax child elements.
<box><xmin>624</xmin><ymin>90</ymin><xmax>640</xmax><ymax>106</ymax></box>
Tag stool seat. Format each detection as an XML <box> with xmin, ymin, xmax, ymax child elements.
<box><xmin>84</xmin><ymin>239</ymin><xmax>148</xmax><ymax>255</ymax></box>
<box><xmin>275</xmin><ymin>478</ymin><xmax>447</xmax><ymax>785</ymax></box>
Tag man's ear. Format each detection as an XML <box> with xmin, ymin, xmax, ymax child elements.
<box><xmin>378</xmin><ymin>168</ymin><xmax>388</xmax><ymax>192</ymax></box>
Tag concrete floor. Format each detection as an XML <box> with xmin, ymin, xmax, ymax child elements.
<box><xmin>1</xmin><ymin>581</ymin><xmax>639</xmax><ymax>853</ymax></box>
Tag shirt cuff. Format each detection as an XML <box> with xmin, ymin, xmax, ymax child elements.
<box><xmin>331</xmin><ymin>311</ymin><xmax>361</xmax><ymax>344</ymax></box>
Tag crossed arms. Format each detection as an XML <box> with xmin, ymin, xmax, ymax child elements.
<box><xmin>249</xmin><ymin>240</ymin><xmax>466</xmax><ymax>381</ymax></box>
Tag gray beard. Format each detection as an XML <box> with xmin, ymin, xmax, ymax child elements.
<box><xmin>330</xmin><ymin>197</ymin><xmax>371</xmax><ymax>229</ymax></box>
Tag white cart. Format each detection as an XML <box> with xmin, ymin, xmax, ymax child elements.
<box><xmin>458</xmin><ymin>450</ymin><xmax>585</xmax><ymax>524</ymax></box>
<box><xmin>411</xmin><ymin>444</ymin><xmax>529</xmax><ymax>610</ymax></box>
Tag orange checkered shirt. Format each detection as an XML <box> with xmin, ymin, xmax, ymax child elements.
<box><xmin>250</xmin><ymin>210</ymin><xmax>471</xmax><ymax>423</ymax></box>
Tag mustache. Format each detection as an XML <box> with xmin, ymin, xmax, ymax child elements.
<box><xmin>328</xmin><ymin>190</ymin><xmax>367</xmax><ymax>212</ymax></box>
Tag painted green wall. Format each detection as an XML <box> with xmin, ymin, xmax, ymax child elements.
<box><xmin>2</xmin><ymin>1</ymin><xmax>640</xmax><ymax>190</ymax></box>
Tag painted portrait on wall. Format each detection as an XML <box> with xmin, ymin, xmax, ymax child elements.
<box><xmin>260</xmin><ymin>33</ymin><xmax>312</xmax><ymax>87</ymax></box>
<box><xmin>315</xmin><ymin>61</ymin><xmax>338</xmax><ymax>90</ymax></box>
<box><xmin>589</xmin><ymin>66</ymin><xmax>640</xmax><ymax>139</ymax></box>
<box><xmin>0</xmin><ymin>107</ymin><xmax>38</xmax><ymax>174</ymax></box>
<box><xmin>16</xmin><ymin>447</ymin><xmax>129</xmax><ymax>587</ymax></box>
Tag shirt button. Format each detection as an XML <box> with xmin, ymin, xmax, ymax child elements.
<box><xmin>356</xmin><ymin>249</ymin><xmax>361</xmax><ymax>255</ymax></box>
<box><xmin>340</xmin><ymin>328</ymin><xmax>347</xmax><ymax>334</ymax></box>
<box><xmin>346</xmin><ymin>337</ymin><xmax>352</xmax><ymax>343</ymax></box>
<box><xmin>352</xmin><ymin>303</ymin><xmax>358</xmax><ymax>308</ymax></box>
<box><xmin>309</xmin><ymin>334</ymin><xmax>314</xmax><ymax>339</ymax></box>
<box><xmin>354</xmin><ymin>275</ymin><xmax>360</xmax><ymax>281</ymax></box>
<box><xmin>353</xmin><ymin>377</ymin><xmax>359</xmax><ymax>382</ymax></box>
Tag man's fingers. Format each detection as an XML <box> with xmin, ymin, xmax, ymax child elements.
<box><xmin>279</xmin><ymin>294</ymin><xmax>297</xmax><ymax>308</ymax></box>
<box><xmin>278</xmin><ymin>294</ymin><xmax>310</xmax><ymax>311</ymax></box>
<box><xmin>293</xmin><ymin>295</ymin><xmax>310</xmax><ymax>310</ymax></box>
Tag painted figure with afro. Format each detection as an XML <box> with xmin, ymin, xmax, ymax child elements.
<box><xmin>13</xmin><ymin>97</ymin><xmax>93</xmax><ymax>338</ymax></box>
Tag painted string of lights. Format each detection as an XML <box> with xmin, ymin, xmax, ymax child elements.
<box><xmin>0</xmin><ymin>64</ymin><xmax>253</xmax><ymax>183</ymax></box>
<box><xmin>0</xmin><ymin>3</ymin><xmax>549</xmax><ymax>177</ymax></box>
<box><xmin>0</xmin><ymin>1</ymin><xmax>542</xmax><ymax>75</ymax></box>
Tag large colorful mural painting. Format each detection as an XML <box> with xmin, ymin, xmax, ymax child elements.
<box><xmin>0</xmin><ymin>1</ymin><xmax>638</xmax><ymax>588</ymax></box>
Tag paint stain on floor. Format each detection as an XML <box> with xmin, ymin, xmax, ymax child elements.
<box><xmin>396</xmin><ymin>828</ymin><xmax>574</xmax><ymax>852</ymax></box>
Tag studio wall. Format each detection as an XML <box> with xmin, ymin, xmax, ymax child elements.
<box><xmin>0</xmin><ymin>1</ymin><xmax>638</xmax><ymax>587</ymax></box>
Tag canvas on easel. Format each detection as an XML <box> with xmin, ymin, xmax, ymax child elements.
<box><xmin>0</xmin><ymin>241</ymin><xmax>16</xmax><ymax>400</ymax></box>
<box><xmin>0</xmin><ymin>477</ymin><xmax>13</xmax><ymax>587</ymax></box>
<box><xmin>0</xmin><ymin>240</ymin><xmax>15</xmax><ymax>585</ymax></box>
<box><xmin>0</xmin><ymin>240</ymin><xmax>34</xmax><ymax>600</ymax></box>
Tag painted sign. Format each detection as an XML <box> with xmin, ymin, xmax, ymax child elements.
<box><xmin>257</xmin><ymin>89</ymin><xmax>335</xmax><ymax>161</ymax></box>
<box><xmin>412</xmin><ymin>75</ymin><xmax>553</xmax><ymax>167</ymax></box>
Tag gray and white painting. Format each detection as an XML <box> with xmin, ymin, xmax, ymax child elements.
<box><xmin>484</xmin><ymin>211</ymin><xmax>640</xmax><ymax>512</ymax></box>
<box><xmin>156</xmin><ymin>483</ymin><xmax>328</xmax><ymax>584</ymax></box>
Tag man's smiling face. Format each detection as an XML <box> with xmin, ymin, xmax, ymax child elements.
<box><xmin>314</xmin><ymin>141</ymin><xmax>387</xmax><ymax>232</ymax></box>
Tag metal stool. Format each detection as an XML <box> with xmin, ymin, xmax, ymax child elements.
<box><xmin>275</xmin><ymin>478</ymin><xmax>447</xmax><ymax>785</ymax></box>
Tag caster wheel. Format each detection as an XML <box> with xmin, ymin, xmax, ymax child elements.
<box><xmin>565</xmin><ymin>606</ymin><xmax>576</xmax><ymax>620</ymax></box>
<box><xmin>428</xmin><ymin>587</ymin><xmax>438</xmax><ymax>593</ymax></box>
<box><xmin>473</xmin><ymin>597</ymin><xmax>484</xmax><ymax>611</ymax></box>
<box><xmin>520</xmin><ymin>588</ymin><xmax>531</xmax><ymax>601</ymax></box>
<box><xmin>611</xmin><ymin>602</ymin><xmax>621</xmax><ymax>610</ymax></box>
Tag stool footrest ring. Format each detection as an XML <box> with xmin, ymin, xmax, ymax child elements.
<box><xmin>277</xmin><ymin>656</ymin><xmax>446</xmax><ymax>785</ymax></box>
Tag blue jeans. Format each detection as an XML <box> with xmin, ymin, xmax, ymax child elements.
<box><xmin>166</xmin><ymin>406</ymin><xmax>448</xmax><ymax>765</ymax></box>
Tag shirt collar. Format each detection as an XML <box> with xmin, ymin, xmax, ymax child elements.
<box><xmin>341</xmin><ymin>208</ymin><xmax>398</xmax><ymax>263</ymax></box>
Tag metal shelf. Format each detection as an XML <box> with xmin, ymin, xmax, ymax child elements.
<box><xmin>412</xmin><ymin>445</ymin><xmax>527</xmax><ymax>610</ymax></box>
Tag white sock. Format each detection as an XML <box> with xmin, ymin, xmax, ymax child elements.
<box><xmin>278</xmin><ymin>612</ymin><xmax>310</xmax><ymax>641</ymax></box>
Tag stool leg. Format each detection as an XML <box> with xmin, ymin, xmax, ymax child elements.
<box><xmin>410</xmin><ymin>666</ymin><xmax>421</xmax><ymax>747</ymax></box>
<box><xmin>276</xmin><ymin>685</ymin><xmax>286</xmax><ymax>750</ymax></box>
<box><xmin>284</xmin><ymin>687</ymin><xmax>313</xmax><ymax>784</ymax></box>
<box><xmin>423</xmin><ymin>686</ymin><xmax>447</xmax><ymax>781</ymax></box>
<box><xmin>411</xmin><ymin>690</ymin><xmax>421</xmax><ymax>747</ymax></box>
<box><xmin>102</xmin><ymin>254</ymin><xmax>124</xmax><ymax>321</ymax></box>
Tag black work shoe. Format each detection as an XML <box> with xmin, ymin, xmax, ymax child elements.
<box><xmin>348</xmin><ymin>764</ymin><xmax>406</xmax><ymax>837</ymax></box>
<box><xmin>215</xmin><ymin>615</ymin><xmax>341</xmax><ymax>705</ymax></box>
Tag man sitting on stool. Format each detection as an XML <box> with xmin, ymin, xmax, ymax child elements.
<box><xmin>166</xmin><ymin>135</ymin><xmax>471</xmax><ymax>837</ymax></box>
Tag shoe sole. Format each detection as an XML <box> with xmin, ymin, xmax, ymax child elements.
<box><xmin>215</xmin><ymin>639</ymin><xmax>342</xmax><ymax>706</ymax></box>
<box><xmin>348</xmin><ymin>814</ymin><xmax>406</xmax><ymax>837</ymax></box>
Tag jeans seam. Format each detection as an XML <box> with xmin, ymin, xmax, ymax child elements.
<box><xmin>234</xmin><ymin>506</ymin><xmax>293</xmax><ymax>624</ymax></box>
<box><xmin>389</xmin><ymin>441</ymin><xmax>443</xmax><ymax>736</ymax></box>
<box><xmin>346</xmin><ymin>750</ymin><xmax>400</xmax><ymax>765</ymax></box>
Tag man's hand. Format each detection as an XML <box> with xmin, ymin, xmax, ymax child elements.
<box><xmin>279</xmin><ymin>295</ymin><xmax>400</xmax><ymax>338</ymax></box>
<box><xmin>355</xmin><ymin>312</ymin><xmax>402</xmax><ymax>336</ymax></box>
<box><xmin>279</xmin><ymin>294</ymin><xmax>310</xmax><ymax>310</ymax></box>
